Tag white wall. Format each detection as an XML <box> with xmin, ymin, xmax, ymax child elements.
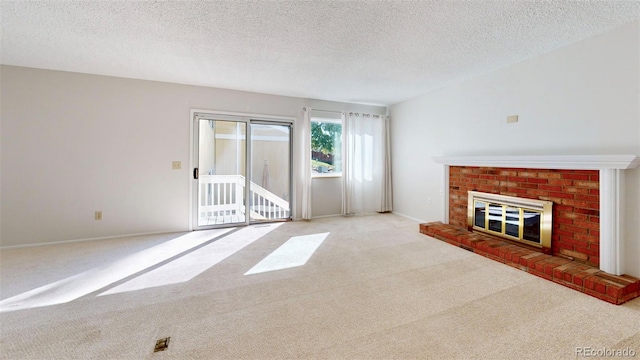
<box><xmin>390</xmin><ymin>21</ymin><xmax>640</xmax><ymax>277</ymax></box>
<box><xmin>0</xmin><ymin>65</ymin><xmax>385</xmax><ymax>246</ymax></box>
<box><xmin>311</xmin><ymin>177</ymin><xmax>343</xmax><ymax>217</ymax></box>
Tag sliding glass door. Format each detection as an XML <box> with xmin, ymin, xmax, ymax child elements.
<box><xmin>193</xmin><ymin>114</ymin><xmax>291</xmax><ymax>229</ymax></box>
<box><xmin>195</xmin><ymin>117</ymin><xmax>247</xmax><ymax>227</ymax></box>
<box><xmin>249</xmin><ymin>122</ymin><xmax>291</xmax><ymax>222</ymax></box>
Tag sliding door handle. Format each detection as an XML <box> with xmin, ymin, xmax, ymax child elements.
<box><xmin>193</xmin><ymin>168</ymin><xmax>199</xmax><ymax>180</ymax></box>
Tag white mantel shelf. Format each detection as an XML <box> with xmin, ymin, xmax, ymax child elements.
<box><xmin>434</xmin><ymin>154</ymin><xmax>639</xmax><ymax>276</ymax></box>
<box><xmin>433</xmin><ymin>155</ymin><xmax>639</xmax><ymax>170</ymax></box>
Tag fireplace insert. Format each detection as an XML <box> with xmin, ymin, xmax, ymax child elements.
<box><xmin>468</xmin><ymin>191</ymin><xmax>552</xmax><ymax>249</ymax></box>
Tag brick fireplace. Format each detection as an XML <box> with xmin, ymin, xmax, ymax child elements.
<box><xmin>450</xmin><ymin>167</ymin><xmax>599</xmax><ymax>266</ymax></box>
<box><xmin>419</xmin><ymin>155</ymin><xmax>640</xmax><ymax>304</ymax></box>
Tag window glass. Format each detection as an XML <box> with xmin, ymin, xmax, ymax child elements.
<box><xmin>311</xmin><ymin>118</ymin><xmax>342</xmax><ymax>175</ymax></box>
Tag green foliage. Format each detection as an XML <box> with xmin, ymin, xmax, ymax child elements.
<box><xmin>311</xmin><ymin>121</ymin><xmax>341</xmax><ymax>155</ymax></box>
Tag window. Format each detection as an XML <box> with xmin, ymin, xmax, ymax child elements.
<box><xmin>311</xmin><ymin>117</ymin><xmax>342</xmax><ymax>176</ymax></box>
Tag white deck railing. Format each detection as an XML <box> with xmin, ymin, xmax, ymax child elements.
<box><xmin>198</xmin><ymin>174</ymin><xmax>290</xmax><ymax>221</ymax></box>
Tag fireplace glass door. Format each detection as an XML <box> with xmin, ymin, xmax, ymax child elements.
<box><xmin>505</xmin><ymin>207</ymin><xmax>520</xmax><ymax>238</ymax></box>
<box><xmin>523</xmin><ymin>210</ymin><xmax>542</xmax><ymax>243</ymax></box>
<box><xmin>487</xmin><ymin>203</ymin><xmax>503</xmax><ymax>233</ymax></box>
<box><xmin>468</xmin><ymin>191</ymin><xmax>552</xmax><ymax>249</ymax></box>
<box><xmin>474</xmin><ymin>201</ymin><xmax>485</xmax><ymax>228</ymax></box>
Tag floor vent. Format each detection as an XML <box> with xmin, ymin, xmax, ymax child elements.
<box><xmin>459</xmin><ymin>244</ymin><xmax>474</xmax><ymax>252</ymax></box>
<box><xmin>154</xmin><ymin>337</ymin><xmax>170</xmax><ymax>353</ymax></box>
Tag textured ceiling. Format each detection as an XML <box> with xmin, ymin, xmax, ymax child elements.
<box><xmin>1</xmin><ymin>1</ymin><xmax>638</xmax><ymax>106</ymax></box>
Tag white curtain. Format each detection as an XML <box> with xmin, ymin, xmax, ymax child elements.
<box><xmin>295</xmin><ymin>107</ymin><xmax>313</xmax><ymax>220</ymax></box>
<box><xmin>342</xmin><ymin>113</ymin><xmax>392</xmax><ymax>215</ymax></box>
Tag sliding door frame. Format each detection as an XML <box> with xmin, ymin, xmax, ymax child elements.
<box><xmin>249</xmin><ymin>119</ymin><xmax>294</xmax><ymax>224</ymax></box>
<box><xmin>189</xmin><ymin>109</ymin><xmax>295</xmax><ymax>231</ymax></box>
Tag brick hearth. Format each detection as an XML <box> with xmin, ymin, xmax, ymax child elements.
<box><xmin>420</xmin><ymin>222</ymin><xmax>640</xmax><ymax>305</ymax></box>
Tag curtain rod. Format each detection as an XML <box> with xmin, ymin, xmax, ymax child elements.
<box><xmin>348</xmin><ymin>112</ymin><xmax>386</xmax><ymax>118</ymax></box>
<box><xmin>303</xmin><ymin>107</ymin><xmax>343</xmax><ymax>114</ymax></box>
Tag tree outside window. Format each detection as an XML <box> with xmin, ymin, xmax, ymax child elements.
<box><xmin>311</xmin><ymin>118</ymin><xmax>342</xmax><ymax>175</ymax></box>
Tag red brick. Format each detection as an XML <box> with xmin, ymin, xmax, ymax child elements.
<box><xmin>564</xmin><ymin>272</ymin><xmax>574</xmax><ymax>283</ymax></box>
<box><xmin>572</xmin><ymin>208</ymin><xmax>599</xmax><ymax>217</ymax></box>
<box><xmin>548</xmin><ymin>179</ymin><xmax>573</xmax><ymax>186</ymax></box>
<box><xmin>557</xmin><ymin>241</ymin><xmax>575</xmax><ymax>250</ymax></box>
<box><xmin>531</xmin><ymin>269</ymin><xmax>553</xmax><ymax>281</ymax></box>
<box><xmin>558</xmin><ymin>213</ymin><xmax>581</xmax><ymax>223</ymax></box>
<box><xmin>539</xmin><ymin>172</ymin><xmax>562</xmax><ymax>179</ymax></box>
<box><xmin>562</xmin><ymin>224</ymin><xmax>589</xmax><ymax>234</ymax></box>
<box><xmin>527</xmin><ymin>189</ymin><xmax>550</xmax><ymax>197</ymax></box>
<box><xmin>552</xmin><ymin>277</ymin><xmax>583</xmax><ymax>291</ymax></box>
<box><xmin>575</xmin><ymin>194</ymin><xmax>599</xmax><ymax>202</ymax></box>
<box><xmin>575</xmin><ymin>246</ymin><xmax>599</xmax><ymax>257</ymax></box>
<box><xmin>539</xmin><ymin>185</ymin><xmax>563</xmax><ymax>191</ymax></box>
<box><xmin>584</xmin><ymin>288</ymin><xmax>616</xmax><ymax>304</ymax></box>
<box><xmin>555</xmin><ymin>204</ymin><xmax>574</xmax><ymax>212</ymax></box>
<box><xmin>549</xmin><ymin>191</ymin><xmax>575</xmax><ymax>199</ymax></box>
<box><xmin>562</xmin><ymin>237</ymin><xmax>590</xmax><ymax>248</ymax></box>
<box><xmin>561</xmin><ymin>199</ymin><xmax>590</xmax><ymax>208</ymax></box>
<box><xmin>570</xmin><ymin>170</ymin><xmax>598</xmax><ymax>174</ymax></box>
<box><xmin>553</xmin><ymin>268</ymin><xmax>564</xmax><ymax>279</ymax></box>
<box><xmin>526</xmin><ymin>254</ymin><xmax>549</xmax><ymax>268</ymax></box>
<box><xmin>507</xmin><ymin>176</ymin><xmax>527</xmax><ymax>182</ymax></box>
<box><xmin>573</xmin><ymin>180</ymin><xmax>599</xmax><ymax>188</ymax></box>
<box><xmin>573</xmin><ymin>272</ymin><xmax>588</xmax><ymax>287</ymax></box>
<box><xmin>584</xmin><ymin>276</ymin><xmax>596</xmax><ymax>290</ymax></box>
<box><xmin>528</xmin><ymin>178</ymin><xmax>549</xmax><ymax>184</ymax></box>
<box><xmin>487</xmin><ymin>254</ymin><xmax>505</xmax><ymax>263</ymax></box>
<box><xmin>607</xmin><ymin>285</ymin><xmax>624</xmax><ymax>299</ymax></box>
<box><xmin>573</xmin><ymin>220</ymin><xmax>599</xmax><ymax>230</ymax></box>
<box><xmin>563</xmin><ymin>187</ymin><xmax>590</xmax><ymax>195</ymax></box>
<box><xmin>555</xmin><ymin>217</ymin><xmax>573</xmax><ymax>225</ymax></box>
<box><xmin>555</xmin><ymin>229</ymin><xmax>575</xmax><ymax>237</ymax></box>
<box><xmin>574</xmin><ymin>233</ymin><xmax>598</xmax><ymax>244</ymax></box>
<box><xmin>594</xmin><ymin>281</ymin><xmax>607</xmax><ymax>294</ymax></box>
<box><xmin>506</xmin><ymin>187</ymin><xmax>528</xmax><ymax>194</ymax></box>
<box><xmin>562</xmin><ymin>173</ymin><xmax>590</xmax><ymax>180</ymax></box>
<box><xmin>623</xmin><ymin>281</ymin><xmax>639</xmax><ymax>295</ymax></box>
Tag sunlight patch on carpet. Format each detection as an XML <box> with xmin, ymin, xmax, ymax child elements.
<box><xmin>244</xmin><ymin>232</ymin><xmax>329</xmax><ymax>275</ymax></box>
<box><xmin>101</xmin><ymin>223</ymin><xmax>283</xmax><ymax>295</ymax></box>
<box><xmin>0</xmin><ymin>228</ymin><xmax>234</xmax><ymax>312</ymax></box>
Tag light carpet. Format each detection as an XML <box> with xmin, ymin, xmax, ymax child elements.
<box><xmin>1</xmin><ymin>214</ymin><xmax>638</xmax><ymax>359</ymax></box>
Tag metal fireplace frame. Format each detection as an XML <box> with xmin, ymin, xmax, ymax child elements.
<box><xmin>467</xmin><ymin>191</ymin><xmax>553</xmax><ymax>250</ymax></box>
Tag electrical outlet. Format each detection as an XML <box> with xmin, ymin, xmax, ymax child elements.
<box><xmin>172</xmin><ymin>161</ymin><xmax>181</xmax><ymax>170</ymax></box>
<box><xmin>95</xmin><ymin>211</ymin><xmax>103</xmax><ymax>220</ymax></box>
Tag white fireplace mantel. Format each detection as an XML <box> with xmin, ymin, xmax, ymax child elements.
<box><xmin>433</xmin><ymin>154</ymin><xmax>639</xmax><ymax>170</ymax></box>
<box><xmin>433</xmin><ymin>154</ymin><xmax>639</xmax><ymax>276</ymax></box>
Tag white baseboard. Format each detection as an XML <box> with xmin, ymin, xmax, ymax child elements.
<box><xmin>392</xmin><ymin>211</ymin><xmax>426</xmax><ymax>223</ymax></box>
<box><xmin>310</xmin><ymin>214</ymin><xmax>343</xmax><ymax>219</ymax></box>
<box><xmin>0</xmin><ymin>229</ymin><xmax>188</xmax><ymax>250</ymax></box>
